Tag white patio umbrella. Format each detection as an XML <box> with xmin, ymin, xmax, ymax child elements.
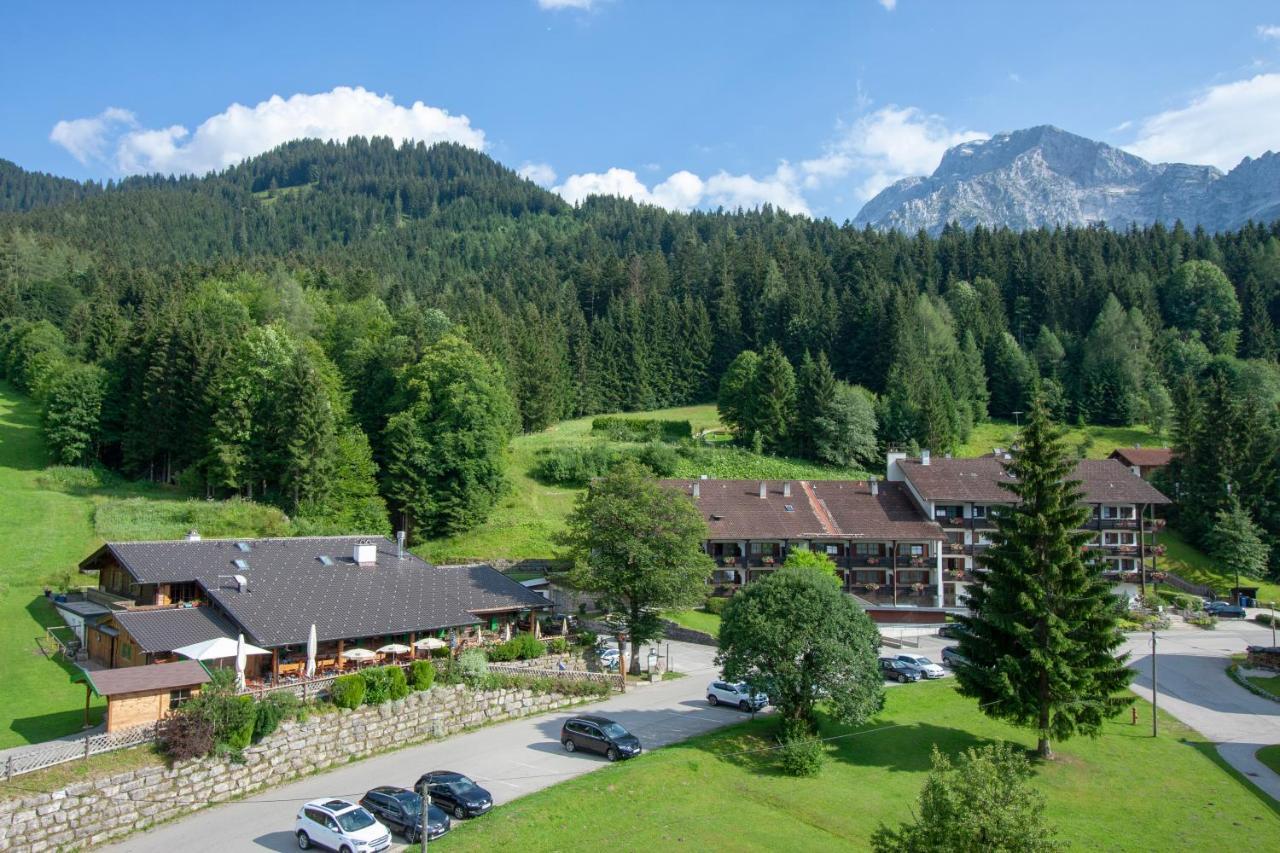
<box><xmin>342</xmin><ymin>647</ymin><xmax>377</xmax><ymax>667</ymax></box>
<box><xmin>413</xmin><ymin>637</ymin><xmax>446</xmax><ymax>651</ymax></box>
<box><xmin>561</xmin><ymin>615</ymin><xmax>570</xmax><ymax>636</ymax></box>
<box><xmin>377</xmin><ymin>643</ymin><xmax>411</xmax><ymax>657</ymax></box>
<box><xmin>502</xmin><ymin>621</ymin><xmax>512</xmax><ymax>642</ymax></box>
<box><xmin>234</xmin><ymin>634</ymin><xmax>247</xmax><ymax>691</ymax></box>
<box><xmin>173</xmin><ymin>635</ymin><xmax>270</xmax><ymax>661</ymax></box>
<box><xmin>305</xmin><ymin>624</ymin><xmax>318</xmax><ymax>678</ymax></box>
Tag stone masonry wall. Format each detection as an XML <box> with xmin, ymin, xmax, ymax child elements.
<box><xmin>0</xmin><ymin>683</ymin><xmax>594</xmax><ymax>852</ymax></box>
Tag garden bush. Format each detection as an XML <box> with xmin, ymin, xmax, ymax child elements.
<box><xmin>409</xmin><ymin>659</ymin><xmax>437</xmax><ymax>691</ymax></box>
<box><xmin>159</xmin><ymin>709</ymin><xmax>215</xmax><ymax>761</ymax></box>
<box><xmin>224</xmin><ymin>696</ymin><xmax>257</xmax><ymax>750</ymax></box>
<box><xmin>361</xmin><ymin>665</ymin><xmax>409</xmax><ymax>704</ymax></box>
<box><xmin>458</xmin><ymin>649</ymin><xmax>489</xmax><ymax>686</ymax></box>
<box><xmin>777</xmin><ymin>720</ymin><xmax>825</xmax><ymax>777</ymax></box>
<box><xmin>547</xmin><ymin>636</ymin><xmax>570</xmax><ymax>654</ymax></box>
<box><xmin>510</xmin><ymin>632</ymin><xmax>545</xmax><ymax>660</ymax></box>
<box><xmin>1255</xmin><ymin>612</ymin><xmax>1276</xmax><ymax>627</ymax></box>
<box><xmin>530</xmin><ymin>444</ymin><xmax>618</xmax><ymax>485</ymax></box>
<box><xmin>252</xmin><ymin>691</ymin><xmax>301</xmax><ymax>742</ymax></box>
<box><xmin>486</xmin><ymin>641</ymin><xmax>517</xmax><ymax>662</ymax></box>
<box><xmin>704</xmin><ymin>596</ymin><xmax>730</xmax><ymax>615</ymax></box>
<box><xmin>576</xmin><ymin>629</ymin><xmax>598</xmax><ymax>649</ymax></box>
<box><xmin>629</xmin><ymin>442</ymin><xmax>680</xmax><ymax>476</ymax></box>
<box><xmin>330</xmin><ymin>673</ymin><xmax>367</xmax><ymax>709</ymax></box>
<box><xmin>590</xmin><ymin>417</ymin><xmax>692</xmax><ymax>443</ymax></box>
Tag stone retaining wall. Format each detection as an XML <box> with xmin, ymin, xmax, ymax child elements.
<box><xmin>659</xmin><ymin>619</ymin><xmax>717</xmax><ymax>647</ymax></box>
<box><xmin>0</xmin><ymin>683</ymin><xmax>593</xmax><ymax>852</ymax></box>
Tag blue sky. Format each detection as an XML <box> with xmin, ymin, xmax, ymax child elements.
<box><xmin>4</xmin><ymin>0</ymin><xmax>1279</xmax><ymax>220</ymax></box>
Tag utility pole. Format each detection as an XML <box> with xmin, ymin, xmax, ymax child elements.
<box><xmin>420</xmin><ymin>789</ymin><xmax>431</xmax><ymax>851</ymax></box>
<box><xmin>1271</xmin><ymin>602</ymin><xmax>1277</xmax><ymax>648</ymax></box>
<box><xmin>1150</xmin><ymin>631</ymin><xmax>1158</xmax><ymax>738</ymax></box>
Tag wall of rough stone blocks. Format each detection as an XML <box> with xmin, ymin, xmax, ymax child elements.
<box><xmin>0</xmin><ymin>683</ymin><xmax>590</xmax><ymax>852</ymax></box>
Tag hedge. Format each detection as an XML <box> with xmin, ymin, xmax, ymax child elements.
<box><xmin>591</xmin><ymin>417</ymin><xmax>692</xmax><ymax>443</ymax></box>
<box><xmin>410</xmin><ymin>659</ymin><xmax>437</xmax><ymax>691</ymax></box>
<box><xmin>330</xmin><ymin>674</ymin><xmax>367</xmax><ymax>709</ymax></box>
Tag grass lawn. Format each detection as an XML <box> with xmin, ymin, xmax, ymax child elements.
<box><xmin>0</xmin><ymin>383</ymin><xmax>298</xmax><ymax>749</ymax></box>
<box><xmin>1259</xmin><ymin>745</ymin><xmax>1280</xmax><ymax>776</ymax></box>
<box><xmin>1159</xmin><ymin>527</ymin><xmax>1280</xmax><ymax>603</ymax></box>
<box><xmin>1246</xmin><ymin>674</ymin><xmax>1280</xmax><ymax>699</ymax></box>
<box><xmin>426</xmin><ymin>682</ymin><xmax>1280</xmax><ymax>852</ymax></box>
<box><xmin>955</xmin><ymin>419</ymin><xmax>1161</xmax><ymax>459</ymax></box>
<box><xmin>662</xmin><ymin>608</ymin><xmax>722</xmax><ymax>636</ymax></box>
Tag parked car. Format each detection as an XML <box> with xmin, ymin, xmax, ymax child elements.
<box><xmin>878</xmin><ymin>657</ymin><xmax>922</xmax><ymax>683</ymax></box>
<box><xmin>597</xmin><ymin>647</ymin><xmax>621</xmax><ymax>669</ymax></box>
<box><xmin>940</xmin><ymin>646</ymin><xmax>969</xmax><ymax>667</ymax></box>
<box><xmin>358</xmin><ymin>786</ymin><xmax>449</xmax><ymax>843</ymax></box>
<box><xmin>1213</xmin><ymin>604</ymin><xmax>1248</xmax><ymax>618</ymax></box>
<box><xmin>706</xmin><ymin>680</ymin><xmax>768</xmax><ymax>711</ymax></box>
<box><xmin>294</xmin><ymin>798</ymin><xmax>391</xmax><ymax>852</ymax></box>
<box><xmin>413</xmin><ymin>772</ymin><xmax>493</xmax><ymax>820</ymax></box>
<box><xmin>560</xmin><ymin>714</ymin><xmax>642</xmax><ymax>761</ymax></box>
<box><xmin>1203</xmin><ymin>600</ymin><xmax>1230</xmax><ymax>613</ymax></box>
<box><xmin>938</xmin><ymin>623</ymin><xmax>970</xmax><ymax>640</ymax></box>
<box><xmin>894</xmin><ymin>653</ymin><xmax>946</xmax><ymax>679</ymax></box>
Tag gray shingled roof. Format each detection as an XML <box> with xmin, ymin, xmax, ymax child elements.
<box><xmin>660</xmin><ymin>479</ymin><xmax>944</xmax><ymax>541</ymax></box>
<box><xmin>79</xmin><ymin>660</ymin><xmax>211</xmax><ymax>697</ymax></box>
<box><xmin>897</xmin><ymin>457</ymin><xmax>1170</xmax><ymax>505</ymax></box>
<box><xmin>87</xmin><ymin>537</ymin><xmax>551</xmax><ymax>648</ymax></box>
<box><xmin>113</xmin><ymin>606</ymin><xmax>236</xmax><ymax>654</ymax></box>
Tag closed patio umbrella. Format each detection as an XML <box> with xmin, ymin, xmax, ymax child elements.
<box><xmin>502</xmin><ymin>622</ymin><xmax>512</xmax><ymax>642</ymax></box>
<box><xmin>305</xmin><ymin>624</ymin><xmax>317</xmax><ymax>678</ymax></box>
<box><xmin>561</xmin><ymin>615</ymin><xmax>570</xmax><ymax>636</ymax></box>
<box><xmin>235</xmin><ymin>634</ymin><xmax>247</xmax><ymax>691</ymax></box>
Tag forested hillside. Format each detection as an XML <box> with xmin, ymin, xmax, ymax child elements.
<box><xmin>2</xmin><ymin>137</ymin><xmax>1280</xmax><ymax>569</ymax></box>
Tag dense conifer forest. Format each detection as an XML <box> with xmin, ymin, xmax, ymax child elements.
<box><xmin>1</xmin><ymin>137</ymin><xmax>1278</xmax><ymax>569</ymax></box>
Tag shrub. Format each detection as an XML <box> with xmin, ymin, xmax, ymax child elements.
<box><xmin>330</xmin><ymin>674</ymin><xmax>367</xmax><ymax>709</ymax></box>
<box><xmin>577</xmin><ymin>630</ymin><xmax>598</xmax><ymax>649</ymax></box>
<box><xmin>486</xmin><ymin>641</ymin><xmax>518</xmax><ymax>662</ymax></box>
<box><xmin>224</xmin><ymin>696</ymin><xmax>257</xmax><ymax>750</ymax></box>
<box><xmin>409</xmin><ymin>659</ymin><xmax>437</xmax><ymax>691</ymax></box>
<box><xmin>252</xmin><ymin>692</ymin><xmax>301</xmax><ymax>742</ymax></box>
<box><xmin>548</xmin><ymin>636</ymin><xmax>570</xmax><ymax>654</ymax></box>
<box><xmin>160</xmin><ymin>709</ymin><xmax>215</xmax><ymax>761</ymax></box>
<box><xmin>704</xmin><ymin>596</ymin><xmax>730</xmax><ymax>616</ymax></box>
<box><xmin>777</xmin><ymin>721</ymin><xmax>825</xmax><ymax>777</ymax></box>
<box><xmin>361</xmin><ymin>665</ymin><xmax>409</xmax><ymax>704</ymax></box>
<box><xmin>458</xmin><ymin>649</ymin><xmax>489</xmax><ymax>686</ymax></box>
<box><xmin>590</xmin><ymin>417</ymin><xmax>692</xmax><ymax>443</ymax></box>
<box><xmin>1256</xmin><ymin>613</ymin><xmax>1276</xmax><ymax>627</ymax></box>
<box><xmin>530</xmin><ymin>444</ymin><xmax>618</xmax><ymax>485</ymax></box>
<box><xmin>628</xmin><ymin>442</ymin><xmax>680</xmax><ymax>476</ymax></box>
<box><xmin>510</xmin><ymin>632</ymin><xmax>545</xmax><ymax>660</ymax></box>
<box><xmin>1186</xmin><ymin>613</ymin><xmax>1218</xmax><ymax>630</ymax></box>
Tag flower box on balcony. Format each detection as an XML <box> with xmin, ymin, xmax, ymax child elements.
<box><xmin>1151</xmin><ymin>545</ymin><xmax>1166</xmax><ymax>556</ymax></box>
<box><xmin>910</xmin><ymin>558</ymin><xmax>925</xmax><ymax>567</ymax></box>
<box><xmin>948</xmin><ymin>517</ymin><xmax>964</xmax><ymax>526</ymax></box>
<box><xmin>862</xmin><ymin>583</ymin><xmax>880</xmax><ymax>593</ymax></box>
<box><xmin>948</xmin><ymin>569</ymin><xmax>965</xmax><ymax>580</ymax></box>
<box><xmin>947</xmin><ymin>543</ymin><xmax>963</xmax><ymax>553</ymax></box>
<box><xmin>761</xmin><ymin>556</ymin><xmax>775</xmax><ymax>566</ymax></box>
<box><xmin>912</xmin><ymin>582</ymin><xmax>926</xmax><ymax>594</ymax></box>
<box><xmin>866</xmin><ymin>557</ymin><xmax>880</xmax><ymax>566</ymax></box>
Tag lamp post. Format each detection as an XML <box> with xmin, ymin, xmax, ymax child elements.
<box><xmin>1271</xmin><ymin>602</ymin><xmax>1277</xmax><ymax>648</ymax></box>
<box><xmin>1012</xmin><ymin>410</ymin><xmax>1023</xmax><ymax>429</ymax></box>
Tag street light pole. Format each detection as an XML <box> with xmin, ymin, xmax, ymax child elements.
<box><xmin>1271</xmin><ymin>602</ymin><xmax>1277</xmax><ymax>648</ymax></box>
<box><xmin>420</xmin><ymin>790</ymin><xmax>431</xmax><ymax>851</ymax></box>
<box><xmin>1150</xmin><ymin>630</ymin><xmax>1158</xmax><ymax>738</ymax></box>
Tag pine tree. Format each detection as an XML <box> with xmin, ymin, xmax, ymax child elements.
<box><xmin>793</xmin><ymin>350</ymin><xmax>837</xmax><ymax>458</ymax></box>
<box><xmin>954</xmin><ymin>394</ymin><xmax>1133</xmax><ymax>759</ymax></box>
<box><xmin>752</xmin><ymin>342</ymin><xmax>796</xmax><ymax>453</ymax></box>
<box><xmin>1207</xmin><ymin>495</ymin><xmax>1270</xmax><ymax>584</ymax></box>
<box><xmin>717</xmin><ymin>350</ymin><xmax>760</xmax><ymax>438</ymax></box>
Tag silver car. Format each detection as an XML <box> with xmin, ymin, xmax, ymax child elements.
<box><xmin>894</xmin><ymin>653</ymin><xmax>946</xmax><ymax>679</ymax></box>
<box><xmin>706</xmin><ymin>680</ymin><xmax>768</xmax><ymax>711</ymax></box>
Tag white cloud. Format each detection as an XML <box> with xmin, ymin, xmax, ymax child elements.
<box><xmin>517</xmin><ymin>162</ymin><xmax>557</xmax><ymax>186</ymax></box>
<box><xmin>878</xmin><ymin>0</ymin><xmax>898</xmax><ymax>10</ymax></box>
<box><xmin>49</xmin><ymin>107</ymin><xmax>137</xmax><ymax>165</ymax></box>
<box><xmin>1125</xmin><ymin>73</ymin><xmax>1280</xmax><ymax>169</ymax></box>
<box><xmin>51</xmin><ymin>86</ymin><xmax>485</xmax><ymax>176</ymax></box>
<box><xmin>552</xmin><ymin>164</ymin><xmax>809</xmax><ymax>215</ymax></box>
<box><xmin>800</xmin><ymin>105</ymin><xmax>987</xmax><ymax>199</ymax></box>
<box><xmin>1258</xmin><ymin>24</ymin><xmax>1280</xmax><ymax>40</ymax></box>
<box><xmin>537</xmin><ymin>0</ymin><xmax>596</xmax><ymax>9</ymax></box>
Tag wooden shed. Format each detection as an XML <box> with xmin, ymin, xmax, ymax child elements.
<box><xmin>77</xmin><ymin>660</ymin><xmax>212</xmax><ymax>732</ymax></box>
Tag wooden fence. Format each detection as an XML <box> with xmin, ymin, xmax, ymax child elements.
<box><xmin>3</xmin><ymin>723</ymin><xmax>158</xmax><ymax>781</ymax></box>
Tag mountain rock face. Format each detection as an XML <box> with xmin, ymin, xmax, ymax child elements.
<box><xmin>853</xmin><ymin>125</ymin><xmax>1279</xmax><ymax>234</ymax></box>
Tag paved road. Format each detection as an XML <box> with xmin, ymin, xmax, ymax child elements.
<box><xmin>105</xmin><ymin>640</ymin><xmax>744</xmax><ymax>852</ymax></box>
<box><xmin>1123</xmin><ymin>617</ymin><xmax>1280</xmax><ymax>802</ymax></box>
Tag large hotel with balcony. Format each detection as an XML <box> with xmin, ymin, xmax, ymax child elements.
<box><xmin>664</xmin><ymin>448</ymin><xmax>1169</xmax><ymax>623</ymax></box>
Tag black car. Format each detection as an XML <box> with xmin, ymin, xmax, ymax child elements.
<box><xmin>878</xmin><ymin>657</ymin><xmax>923</xmax><ymax>683</ymax></box>
<box><xmin>413</xmin><ymin>771</ymin><xmax>493</xmax><ymax>820</ymax></box>
<box><xmin>938</xmin><ymin>623</ymin><xmax>970</xmax><ymax>640</ymax></box>
<box><xmin>560</xmin><ymin>714</ymin><xmax>642</xmax><ymax>761</ymax></box>
<box><xmin>1212</xmin><ymin>603</ymin><xmax>1248</xmax><ymax>618</ymax></box>
<box><xmin>359</xmin><ymin>786</ymin><xmax>449</xmax><ymax>843</ymax></box>
<box><xmin>940</xmin><ymin>646</ymin><xmax>969</xmax><ymax>667</ymax></box>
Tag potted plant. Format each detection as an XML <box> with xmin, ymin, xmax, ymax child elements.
<box><xmin>866</xmin><ymin>556</ymin><xmax>880</xmax><ymax>566</ymax></box>
<box><xmin>912</xmin><ymin>582</ymin><xmax>926</xmax><ymax>595</ymax></box>
<box><xmin>723</xmin><ymin>555</ymin><xmax>736</xmax><ymax>566</ymax></box>
<box><xmin>762</xmin><ymin>555</ymin><xmax>775</xmax><ymax>567</ymax></box>
<box><xmin>949</xmin><ymin>516</ymin><xmax>964</xmax><ymax>526</ymax></box>
<box><xmin>1152</xmin><ymin>545</ymin><xmax>1166</xmax><ymax>556</ymax></box>
<box><xmin>862</xmin><ymin>582</ymin><xmax>880</xmax><ymax>593</ymax></box>
<box><xmin>910</xmin><ymin>557</ymin><xmax>925</xmax><ymax>568</ymax></box>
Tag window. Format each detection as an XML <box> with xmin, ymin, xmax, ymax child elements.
<box><xmin>168</xmin><ymin>688</ymin><xmax>192</xmax><ymax>711</ymax></box>
<box><xmin>784</xmin><ymin>504</ymin><xmax>795</xmax><ymax>513</ymax></box>
<box><xmin>304</xmin><ymin>808</ymin><xmax>328</xmax><ymax>825</ymax></box>
<box><xmin>825</xmin><ymin>544</ymin><xmax>840</xmax><ymax>556</ymax></box>
<box><xmin>120</xmin><ymin>643</ymin><xmax>132</xmax><ymax>661</ymax></box>
<box><xmin>904</xmin><ymin>544</ymin><xmax>926</xmax><ymax>556</ymax></box>
<box><xmin>972</xmin><ymin>505</ymin><xmax>987</xmax><ymax>519</ymax></box>
<box><xmin>853</xmin><ymin>543</ymin><xmax>882</xmax><ymax>556</ymax></box>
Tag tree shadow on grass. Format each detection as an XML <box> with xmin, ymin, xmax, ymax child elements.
<box><xmin>0</xmin><ymin>388</ymin><xmax>48</xmax><ymax>472</ymax></box>
<box><xmin>9</xmin><ymin>706</ymin><xmax>102</xmax><ymax>745</ymax></box>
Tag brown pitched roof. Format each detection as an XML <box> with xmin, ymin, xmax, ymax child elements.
<box><xmin>660</xmin><ymin>479</ymin><xmax>944</xmax><ymax>541</ymax></box>
<box><xmin>897</xmin><ymin>457</ymin><xmax>1170</xmax><ymax>505</ymax></box>
<box><xmin>78</xmin><ymin>660</ymin><xmax>211</xmax><ymax>697</ymax></box>
<box><xmin>1109</xmin><ymin>447</ymin><xmax>1174</xmax><ymax>468</ymax></box>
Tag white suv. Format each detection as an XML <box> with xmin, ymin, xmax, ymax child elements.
<box><xmin>707</xmin><ymin>680</ymin><xmax>768</xmax><ymax>711</ymax></box>
<box><xmin>295</xmin><ymin>798</ymin><xmax>391</xmax><ymax>852</ymax></box>
<box><xmin>894</xmin><ymin>654</ymin><xmax>945</xmax><ymax>679</ymax></box>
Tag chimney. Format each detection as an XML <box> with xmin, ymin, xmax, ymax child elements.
<box><xmin>921</xmin><ymin>449</ymin><xmax>931</xmax><ymax>466</ymax></box>
<box><xmin>692</xmin><ymin>482</ymin><xmax>701</xmax><ymax>499</ymax></box>
<box><xmin>870</xmin><ymin>480</ymin><xmax>879</xmax><ymax>497</ymax></box>
<box><xmin>396</xmin><ymin>530</ymin><xmax>406</xmax><ymax>559</ymax></box>
<box><xmin>354</xmin><ymin>542</ymin><xmax>378</xmax><ymax>566</ymax></box>
<box><xmin>758</xmin><ymin>481</ymin><xmax>768</xmax><ymax>499</ymax></box>
<box><xmin>783</xmin><ymin>481</ymin><xmax>792</xmax><ymax>498</ymax></box>
<box><xmin>186</xmin><ymin>529</ymin><xmax>201</xmax><ymax>542</ymax></box>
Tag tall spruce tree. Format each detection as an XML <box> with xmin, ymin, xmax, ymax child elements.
<box><xmin>954</xmin><ymin>394</ymin><xmax>1133</xmax><ymax>759</ymax></box>
<box><xmin>752</xmin><ymin>342</ymin><xmax>796</xmax><ymax>453</ymax></box>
